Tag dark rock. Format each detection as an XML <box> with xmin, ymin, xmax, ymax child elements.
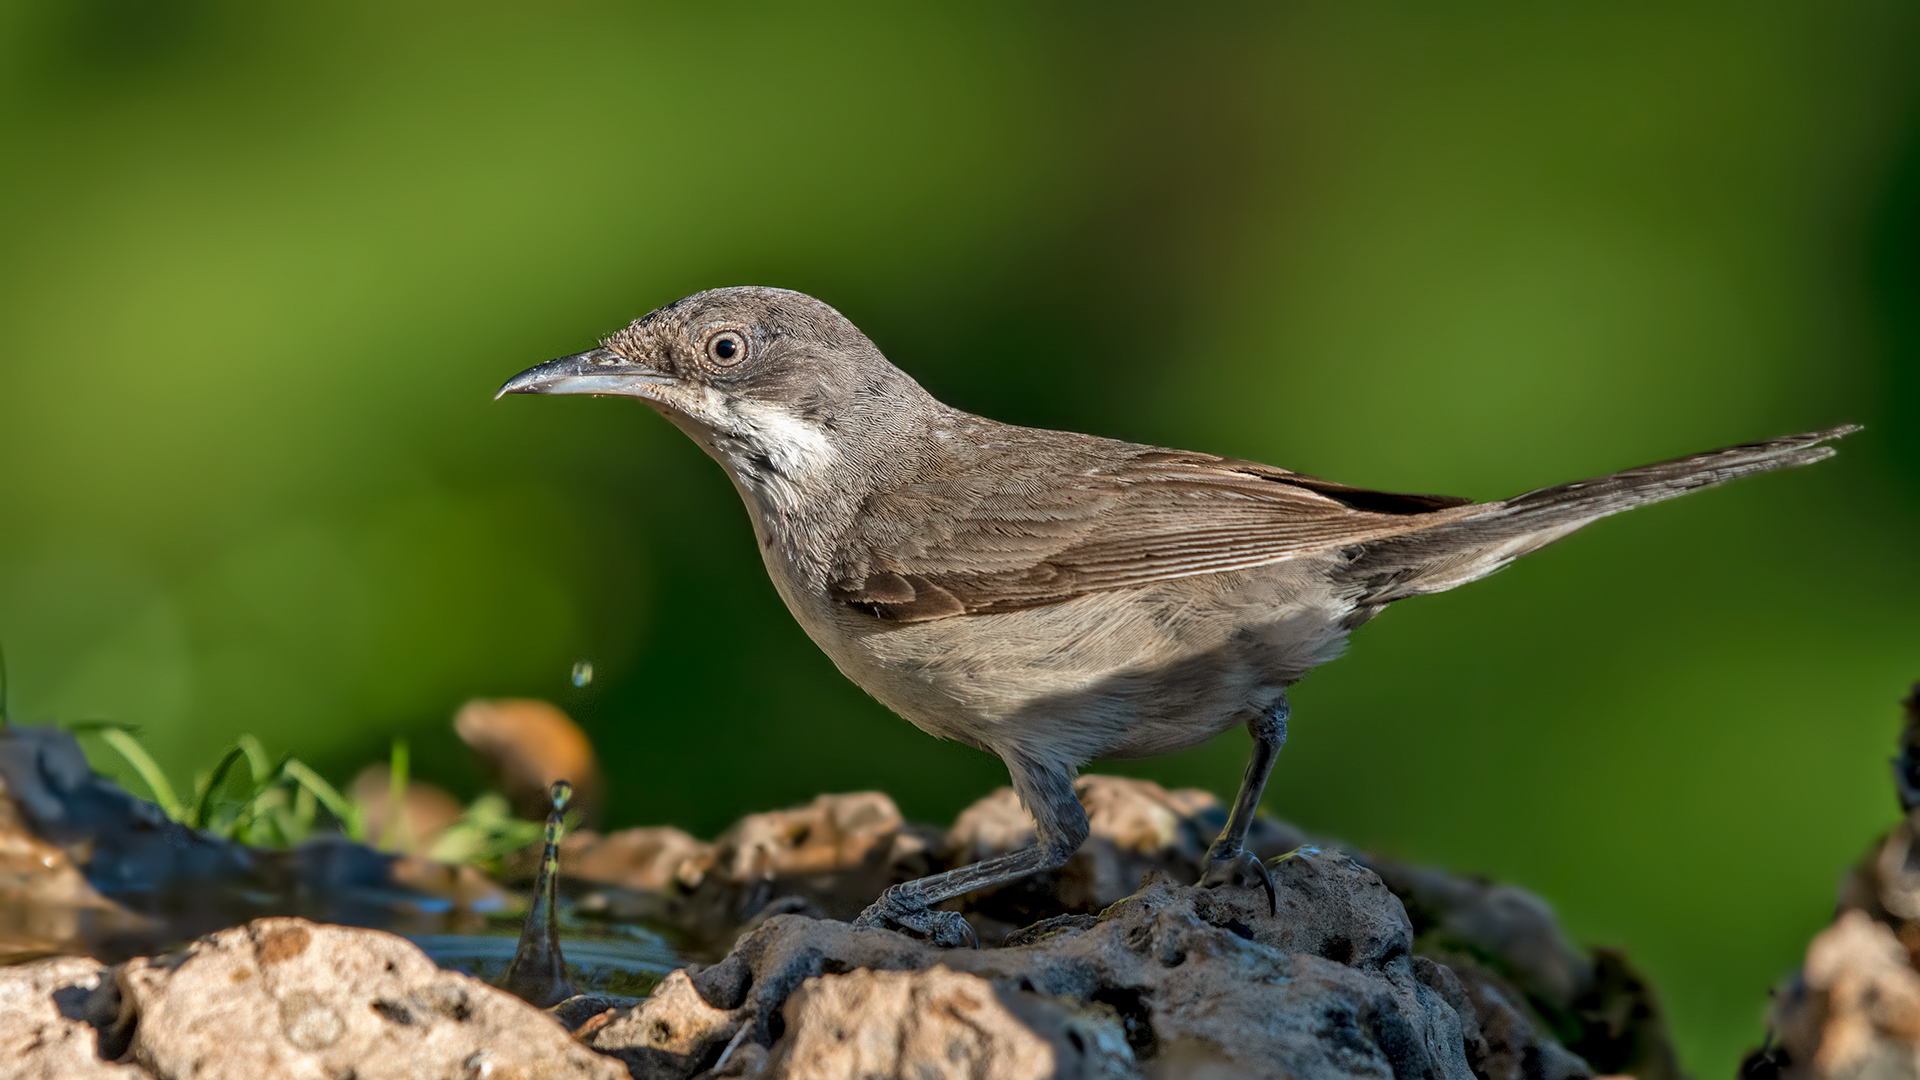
<box><xmin>0</xmin><ymin>726</ymin><xmax>255</xmax><ymax>896</ymax></box>
<box><xmin>591</xmin><ymin>850</ymin><xmax>1588</xmax><ymax>1080</ymax></box>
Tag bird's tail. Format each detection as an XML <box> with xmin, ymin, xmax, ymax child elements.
<box><xmin>1342</xmin><ymin>425</ymin><xmax>1860</xmax><ymax>605</ymax></box>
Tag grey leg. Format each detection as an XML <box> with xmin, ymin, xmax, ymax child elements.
<box><xmin>1198</xmin><ymin>692</ymin><xmax>1289</xmax><ymax>914</ymax></box>
<box><xmin>854</xmin><ymin>754</ymin><xmax>1088</xmax><ymax>947</ymax></box>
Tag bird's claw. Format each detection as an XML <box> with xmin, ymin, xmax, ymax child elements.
<box><xmin>852</xmin><ymin>891</ymin><xmax>977</xmax><ymax>948</ymax></box>
<box><xmin>1198</xmin><ymin>847</ymin><xmax>1278</xmax><ymax>916</ymax></box>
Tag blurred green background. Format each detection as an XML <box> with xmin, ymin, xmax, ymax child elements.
<box><xmin>1</xmin><ymin>1</ymin><xmax>1916</xmax><ymax>1070</ymax></box>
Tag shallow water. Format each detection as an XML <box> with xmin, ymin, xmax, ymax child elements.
<box><xmin>0</xmin><ymin>725</ymin><xmax>685</xmax><ymax>1001</ymax></box>
<box><xmin>2</xmin><ymin>882</ymin><xmax>685</xmax><ymax>1001</ymax></box>
<box><xmin>413</xmin><ymin>920</ymin><xmax>679</xmax><ymax>1000</ymax></box>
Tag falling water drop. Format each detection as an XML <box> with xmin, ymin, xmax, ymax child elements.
<box><xmin>570</xmin><ymin>660</ymin><xmax>593</xmax><ymax>688</ymax></box>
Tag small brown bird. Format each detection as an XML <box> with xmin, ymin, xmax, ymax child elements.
<box><xmin>499</xmin><ymin>286</ymin><xmax>1854</xmax><ymax>946</ymax></box>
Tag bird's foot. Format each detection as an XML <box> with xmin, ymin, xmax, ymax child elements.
<box><xmin>851</xmin><ymin>888</ymin><xmax>977</xmax><ymax>949</ymax></box>
<box><xmin>1198</xmin><ymin>846</ymin><xmax>1278</xmax><ymax>916</ymax></box>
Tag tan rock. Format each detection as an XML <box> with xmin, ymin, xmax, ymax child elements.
<box><xmin>456</xmin><ymin>698</ymin><xmax>604</xmax><ymax>825</ymax></box>
<box><xmin>0</xmin><ymin>955</ymin><xmax>150</xmax><ymax>1079</ymax></box>
<box><xmin>118</xmin><ymin>917</ymin><xmax>626</xmax><ymax>1080</ymax></box>
<box><xmin>559</xmin><ymin>825</ymin><xmax>713</xmax><ymax>892</ymax></box>
<box><xmin>947</xmin><ymin>776</ymin><xmax>1231</xmax><ymax>924</ymax></box>
<box><xmin>583</xmin><ymin>967</ymin><xmax>742</xmax><ymax>1077</ymax></box>
<box><xmin>1774</xmin><ymin>910</ymin><xmax>1920</xmax><ymax>1080</ymax></box>
<box><xmin>666</xmin><ymin>792</ymin><xmax>937</xmax><ymax>947</ymax></box>
<box><xmin>703</xmin><ymin>791</ymin><xmax>910</xmax><ymax>882</ymax></box>
<box><xmin>768</xmin><ymin>966</ymin><xmax>1056</xmax><ymax>1080</ymax></box>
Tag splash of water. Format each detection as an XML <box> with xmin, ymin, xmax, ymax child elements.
<box><xmin>502</xmin><ymin>779</ymin><xmax>576</xmax><ymax>1007</ymax></box>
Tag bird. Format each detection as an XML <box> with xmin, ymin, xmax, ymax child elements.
<box><xmin>498</xmin><ymin>285</ymin><xmax>1855</xmax><ymax>947</ymax></box>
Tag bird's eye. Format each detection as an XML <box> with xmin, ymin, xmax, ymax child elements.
<box><xmin>707</xmin><ymin>331</ymin><xmax>746</xmax><ymax>366</ymax></box>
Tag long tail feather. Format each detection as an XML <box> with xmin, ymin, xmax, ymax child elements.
<box><xmin>1343</xmin><ymin>425</ymin><xmax>1860</xmax><ymax>604</ymax></box>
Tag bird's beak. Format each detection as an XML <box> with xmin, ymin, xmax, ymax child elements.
<box><xmin>495</xmin><ymin>347</ymin><xmax>676</xmax><ymax>400</ymax></box>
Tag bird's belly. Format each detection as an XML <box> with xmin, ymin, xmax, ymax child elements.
<box><xmin>786</xmin><ymin>559</ymin><xmax>1358</xmax><ymax>768</ymax></box>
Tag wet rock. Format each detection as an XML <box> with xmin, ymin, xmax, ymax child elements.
<box><xmin>0</xmin><ymin>725</ymin><xmax>521</xmax><ymax>960</ymax></box>
<box><xmin>117</xmin><ymin>917</ymin><xmax>627</xmax><ymax>1080</ymax></box>
<box><xmin>543</xmin><ymin>775</ymin><xmax>1670</xmax><ymax>1077</ymax></box>
<box><xmin>0</xmin><ymin>955</ymin><xmax>150</xmax><ymax>1079</ymax></box>
<box><xmin>0</xmin><ymin>719</ymin><xmax>1674</xmax><ymax>1079</ymax></box>
<box><xmin>456</xmin><ymin>698</ymin><xmax>605</xmax><ymax>827</ymax></box>
<box><xmin>0</xmin><ymin>725</ymin><xmax>255</xmax><ymax>896</ymax></box>
<box><xmin>0</xmin><ymin>793</ymin><xmax>143</xmax><ymax>962</ymax></box>
<box><xmin>622</xmin><ymin>849</ymin><xmax>1583</xmax><ymax>1080</ymax></box>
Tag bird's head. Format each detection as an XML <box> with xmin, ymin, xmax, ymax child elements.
<box><xmin>498</xmin><ymin>287</ymin><xmax>935</xmax><ymax>499</ymax></box>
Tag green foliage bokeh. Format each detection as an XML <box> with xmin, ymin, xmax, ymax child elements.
<box><xmin>1</xmin><ymin>2</ymin><xmax>1916</xmax><ymax>1071</ymax></box>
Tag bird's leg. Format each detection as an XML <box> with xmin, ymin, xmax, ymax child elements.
<box><xmin>1198</xmin><ymin>692</ymin><xmax>1289</xmax><ymax>915</ymax></box>
<box><xmin>853</xmin><ymin>755</ymin><xmax>1087</xmax><ymax>948</ymax></box>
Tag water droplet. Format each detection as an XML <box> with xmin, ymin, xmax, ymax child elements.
<box><xmin>570</xmin><ymin>660</ymin><xmax>593</xmax><ymax>687</ymax></box>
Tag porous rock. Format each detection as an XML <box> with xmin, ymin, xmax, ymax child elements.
<box><xmin>765</xmin><ymin>966</ymin><xmax>1127</xmax><ymax>1080</ymax></box>
<box><xmin>117</xmin><ymin>917</ymin><xmax>627</xmax><ymax>1080</ymax></box>
<box><xmin>1768</xmin><ymin>910</ymin><xmax>1920</xmax><ymax>1080</ymax></box>
<box><xmin>585</xmin><ymin>968</ymin><xmax>743</xmax><ymax>1077</ymax></box>
<box><xmin>0</xmin><ymin>955</ymin><xmax>150</xmax><ymax>1079</ymax></box>
<box><xmin>1747</xmin><ymin>685</ymin><xmax>1920</xmax><ymax>1080</ymax></box>
<box><xmin>596</xmin><ymin>847</ymin><xmax>1586</xmax><ymax>1080</ymax></box>
<box><xmin>556</xmin><ymin>825</ymin><xmax>714</xmax><ymax>892</ymax></box>
<box><xmin>951</xmin><ymin>777</ymin><xmax>1266</xmax><ymax>931</ymax></box>
<box><xmin>576</xmin><ymin>792</ymin><xmax>940</xmax><ymax>956</ymax></box>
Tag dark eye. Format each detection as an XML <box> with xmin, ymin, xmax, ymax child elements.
<box><xmin>707</xmin><ymin>331</ymin><xmax>745</xmax><ymax>365</ymax></box>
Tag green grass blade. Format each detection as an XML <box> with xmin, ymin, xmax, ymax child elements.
<box><xmin>237</xmin><ymin>734</ymin><xmax>273</xmax><ymax>788</ymax></box>
<box><xmin>0</xmin><ymin>641</ymin><xmax>10</xmax><ymax>729</ymax></box>
<box><xmin>192</xmin><ymin>746</ymin><xmax>250</xmax><ymax>832</ymax></box>
<box><xmin>95</xmin><ymin>727</ymin><xmax>185</xmax><ymax>821</ymax></box>
<box><xmin>281</xmin><ymin>759</ymin><xmax>365</xmax><ymax>842</ymax></box>
<box><xmin>380</xmin><ymin>737</ymin><xmax>410</xmax><ymax>853</ymax></box>
<box><xmin>293</xmin><ymin>782</ymin><xmax>316</xmax><ymax>835</ymax></box>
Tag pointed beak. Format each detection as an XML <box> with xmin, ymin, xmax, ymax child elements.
<box><xmin>495</xmin><ymin>347</ymin><xmax>676</xmax><ymax>400</ymax></box>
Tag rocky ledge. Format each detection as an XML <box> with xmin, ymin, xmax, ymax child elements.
<box><xmin>1</xmin><ymin>757</ymin><xmax>1675</xmax><ymax>1080</ymax></box>
<box><xmin>581</xmin><ymin>848</ymin><xmax>1609</xmax><ymax>1080</ymax></box>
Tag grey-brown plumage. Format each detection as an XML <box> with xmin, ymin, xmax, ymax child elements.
<box><xmin>499</xmin><ymin>286</ymin><xmax>1856</xmax><ymax>946</ymax></box>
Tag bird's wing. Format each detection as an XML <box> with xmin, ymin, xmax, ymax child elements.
<box><xmin>829</xmin><ymin>437</ymin><xmax>1475</xmax><ymax>622</ymax></box>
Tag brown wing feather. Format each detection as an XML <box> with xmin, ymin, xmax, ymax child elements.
<box><xmin>829</xmin><ymin>430</ymin><xmax>1474</xmax><ymax>622</ymax></box>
